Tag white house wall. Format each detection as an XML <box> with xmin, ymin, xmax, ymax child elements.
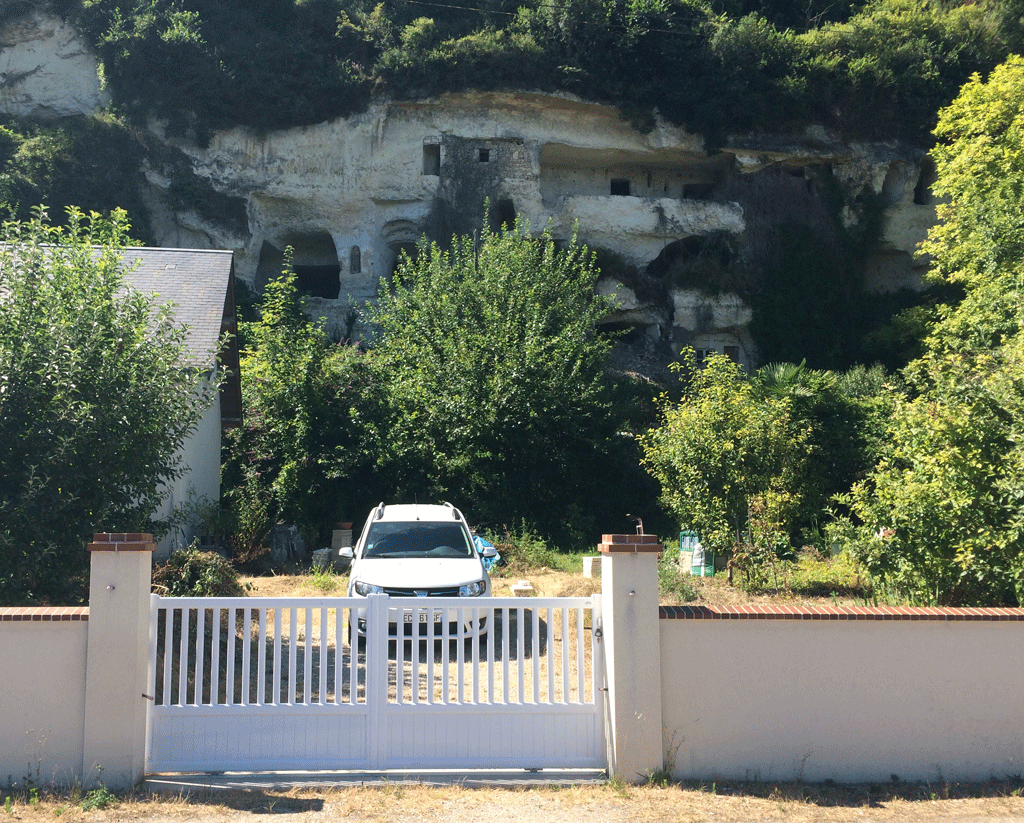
<box><xmin>156</xmin><ymin>387</ymin><xmax>223</xmax><ymax>558</ymax></box>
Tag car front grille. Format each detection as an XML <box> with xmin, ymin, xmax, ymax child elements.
<box><xmin>381</xmin><ymin>586</ymin><xmax>461</xmax><ymax>597</ymax></box>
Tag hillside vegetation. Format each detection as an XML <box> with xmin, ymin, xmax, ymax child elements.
<box><xmin>42</xmin><ymin>0</ymin><xmax>1022</xmax><ymax>144</ymax></box>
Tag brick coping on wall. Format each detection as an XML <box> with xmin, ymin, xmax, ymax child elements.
<box><xmin>0</xmin><ymin>607</ymin><xmax>89</xmax><ymax>622</ymax></box>
<box><xmin>660</xmin><ymin>604</ymin><xmax>1024</xmax><ymax>621</ymax></box>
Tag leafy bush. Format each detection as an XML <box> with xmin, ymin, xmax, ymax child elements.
<box><xmin>486</xmin><ymin>524</ymin><xmax>567</xmax><ymax>577</ymax></box>
<box><xmin>223</xmin><ymin>258</ymin><xmax>384</xmax><ymax>552</ymax></box>
<box><xmin>0</xmin><ymin>116</ymin><xmax>154</xmax><ymax>242</ymax></box>
<box><xmin>78</xmin><ymin>787</ymin><xmax>116</xmax><ymax>812</ymax></box>
<box><xmin>308</xmin><ymin>565</ymin><xmax>343</xmax><ymax>593</ymax></box>
<box><xmin>658</xmin><ymin>548</ymin><xmax>698</xmax><ymax>604</ymax></box>
<box><xmin>640</xmin><ymin>350</ymin><xmax>810</xmax><ymax>559</ymax></box>
<box><xmin>152</xmin><ymin>545</ymin><xmax>247</xmax><ymax>598</ymax></box>
<box><xmin>0</xmin><ymin>208</ymin><xmax>217</xmax><ymax>606</ymax></box>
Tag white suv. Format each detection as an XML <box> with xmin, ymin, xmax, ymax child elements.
<box><xmin>342</xmin><ymin>502</ymin><xmax>496</xmax><ymax>638</ymax></box>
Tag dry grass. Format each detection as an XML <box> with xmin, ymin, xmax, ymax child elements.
<box><xmin>6</xmin><ymin>780</ymin><xmax>1024</xmax><ymax>823</ymax></box>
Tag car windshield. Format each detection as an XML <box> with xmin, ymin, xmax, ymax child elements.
<box><xmin>362</xmin><ymin>522</ymin><xmax>474</xmax><ymax>559</ymax></box>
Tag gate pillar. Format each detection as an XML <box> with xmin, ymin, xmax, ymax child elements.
<box><xmin>599</xmin><ymin>534</ymin><xmax>663</xmax><ymax>782</ymax></box>
<box><xmin>82</xmin><ymin>533</ymin><xmax>154</xmax><ymax>790</ymax></box>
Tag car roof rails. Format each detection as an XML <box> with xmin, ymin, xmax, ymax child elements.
<box><xmin>442</xmin><ymin>501</ymin><xmax>461</xmax><ymax>521</ymax></box>
<box><xmin>374</xmin><ymin>502</ymin><xmax>386</xmax><ymax>520</ymax></box>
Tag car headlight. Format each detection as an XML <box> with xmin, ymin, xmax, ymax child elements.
<box><xmin>459</xmin><ymin>580</ymin><xmax>487</xmax><ymax>597</ymax></box>
<box><xmin>353</xmin><ymin>580</ymin><xmax>384</xmax><ymax>596</ymax></box>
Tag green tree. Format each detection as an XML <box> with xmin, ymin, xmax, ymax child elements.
<box><xmin>0</xmin><ymin>207</ymin><xmax>217</xmax><ymax>605</ymax></box>
<box><xmin>639</xmin><ymin>351</ymin><xmax>810</xmax><ymax>577</ymax></box>
<box><xmin>754</xmin><ymin>360</ymin><xmax>888</xmax><ymax>546</ymax></box>
<box><xmin>223</xmin><ymin>259</ymin><xmax>382</xmax><ymax>555</ymax></box>
<box><xmin>839</xmin><ymin>57</ymin><xmax>1024</xmax><ymax>605</ymax></box>
<box><xmin>369</xmin><ymin>219</ymin><xmax>616</xmax><ymax>543</ymax></box>
<box><xmin>839</xmin><ymin>348</ymin><xmax>1024</xmax><ymax>605</ymax></box>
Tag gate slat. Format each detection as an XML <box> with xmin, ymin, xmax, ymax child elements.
<box><xmin>288</xmin><ymin>607</ymin><xmax>297</xmax><ymax>705</ymax></box>
<box><xmin>241</xmin><ymin>607</ymin><xmax>251</xmax><ymax>706</ymax></box>
<box><xmin>177</xmin><ymin>607</ymin><xmax>189</xmax><ymax>706</ymax></box>
<box><xmin>211</xmin><ymin>607</ymin><xmax>221</xmax><ymax>705</ymax></box>
<box><xmin>257</xmin><ymin>609</ymin><xmax>267</xmax><ymax>705</ymax></box>
<box><xmin>303</xmin><ymin>606</ymin><xmax>313</xmax><ymax>704</ymax></box>
<box><xmin>531</xmin><ymin>606</ymin><xmax>540</xmax><ymax>704</ymax></box>
<box><xmin>273</xmin><ymin>608</ymin><xmax>282</xmax><ymax>704</ymax></box>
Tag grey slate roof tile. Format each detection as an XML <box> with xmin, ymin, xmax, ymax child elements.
<box><xmin>118</xmin><ymin>247</ymin><xmax>234</xmax><ymax>370</ymax></box>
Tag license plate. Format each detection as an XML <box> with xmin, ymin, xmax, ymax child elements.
<box><xmin>403</xmin><ymin>611</ymin><xmax>432</xmax><ymax>624</ymax></box>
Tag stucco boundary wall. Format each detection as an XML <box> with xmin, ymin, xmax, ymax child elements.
<box><xmin>4</xmin><ymin>533</ymin><xmax>1023</xmax><ymax>787</ymax></box>
<box><xmin>0</xmin><ymin>607</ymin><xmax>89</xmax><ymax>787</ymax></box>
<box><xmin>659</xmin><ymin>603</ymin><xmax>1024</xmax><ymax>783</ymax></box>
<box><xmin>0</xmin><ymin>535</ymin><xmax>153</xmax><ymax>791</ymax></box>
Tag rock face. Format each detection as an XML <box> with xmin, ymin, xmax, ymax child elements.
<box><xmin>0</xmin><ymin>11</ymin><xmax>939</xmax><ymax>370</ymax></box>
<box><xmin>0</xmin><ymin>11</ymin><xmax>108</xmax><ymax>119</ymax></box>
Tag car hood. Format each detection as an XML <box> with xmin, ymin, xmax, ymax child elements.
<box><xmin>352</xmin><ymin>557</ymin><xmax>485</xmax><ymax>589</ymax></box>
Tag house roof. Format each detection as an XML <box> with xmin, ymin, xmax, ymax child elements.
<box><xmin>119</xmin><ymin>247</ymin><xmax>242</xmax><ymax>428</ymax></box>
<box><xmin>118</xmin><ymin>247</ymin><xmax>235</xmax><ymax>370</ymax></box>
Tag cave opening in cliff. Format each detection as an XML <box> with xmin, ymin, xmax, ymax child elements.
<box><xmin>256</xmin><ymin>231</ymin><xmax>341</xmax><ymax>299</ymax></box>
<box><xmin>490</xmin><ymin>198</ymin><xmax>516</xmax><ymax>231</ymax></box>
<box><xmin>599</xmin><ymin>320</ymin><xmax>646</xmax><ymax>344</ymax></box>
<box><xmin>647</xmin><ymin>235</ymin><xmax>734</xmax><ymax>285</ymax></box>
<box><xmin>423</xmin><ymin>143</ymin><xmax>440</xmax><ymax>176</ymax></box>
<box><xmin>914</xmin><ymin>156</ymin><xmax>937</xmax><ymax>205</ymax></box>
<box><xmin>390</xmin><ymin>242</ymin><xmax>419</xmax><ymax>277</ymax></box>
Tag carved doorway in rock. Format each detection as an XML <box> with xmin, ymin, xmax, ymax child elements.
<box><xmin>256</xmin><ymin>231</ymin><xmax>340</xmax><ymax>299</ymax></box>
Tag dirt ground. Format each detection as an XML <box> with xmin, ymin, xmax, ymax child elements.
<box><xmin>239</xmin><ymin>568</ymin><xmax>600</xmax><ymax>600</ymax></box>
<box><xmin>8</xmin><ymin>781</ymin><xmax>1024</xmax><ymax>823</ymax></box>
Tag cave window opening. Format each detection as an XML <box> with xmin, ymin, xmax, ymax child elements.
<box><xmin>390</xmin><ymin>242</ymin><xmax>419</xmax><ymax>278</ymax></box>
<box><xmin>267</xmin><ymin>231</ymin><xmax>341</xmax><ymax>300</ymax></box>
<box><xmin>683</xmin><ymin>183</ymin><xmax>714</xmax><ymax>200</ymax></box>
<box><xmin>601</xmin><ymin>321</ymin><xmax>645</xmax><ymax>344</ymax></box>
<box><xmin>294</xmin><ymin>265</ymin><xmax>340</xmax><ymax>299</ymax></box>
<box><xmin>350</xmin><ymin>246</ymin><xmax>361</xmax><ymax>274</ymax></box>
<box><xmin>694</xmin><ymin>348</ymin><xmax>716</xmax><ymax>366</ymax></box>
<box><xmin>610</xmin><ymin>178</ymin><xmax>630</xmax><ymax>196</ymax></box>
<box><xmin>914</xmin><ymin>157</ymin><xmax>937</xmax><ymax>205</ymax></box>
<box><xmin>423</xmin><ymin>144</ymin><xmax>440</xmax><ymax>176</ymax></box>
<box><xmin>478</xmin><ymin>148</ymin><xmax>490</xmax><ymax>163</ymax></box>
<box><xmin>490</xmin><ymin>198</ymin><xmax>516</xmax><ymax>231</ymax></box>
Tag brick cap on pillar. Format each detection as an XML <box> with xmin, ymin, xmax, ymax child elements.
<box><xmin>87</xmin><ymin>533</ymin><xmax>156</xmax><ymax>552</ymax></box>
<box><xmin>599</xmin><ymin>534</ymin><xmax>663</xmax><ymax>553</ymax></box>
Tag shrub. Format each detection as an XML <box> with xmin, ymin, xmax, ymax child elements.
<box><xmin>658</xmin><ymin>548</ymin><xmax>698</xmax><ymax>604</ymax></box>
<box><xmin>486</xmin><ymin>524</ymin><xmax>566</xmax><ymax>577</ymax></box>
<box><xmin>152</xmin><ymin>545</ymin><xmax>247</xmax><ymax>598</ymax></box>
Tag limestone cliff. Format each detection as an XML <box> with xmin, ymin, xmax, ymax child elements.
<box><xmin>0</xmin><ymin>9</ymin><xmax>938</xmax><ymax>371</ymax></box>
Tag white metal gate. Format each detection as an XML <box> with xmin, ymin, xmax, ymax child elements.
<box><xmin>145</xmin><ymin>593</ymin><xmax>604</xmax><ymax>773</ymax></box>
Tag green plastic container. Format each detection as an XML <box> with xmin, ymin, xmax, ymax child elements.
<box><xmin>680</xmin><ymin>531</ymin><xmax>715</xmax><ymax>577</ymax></box>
